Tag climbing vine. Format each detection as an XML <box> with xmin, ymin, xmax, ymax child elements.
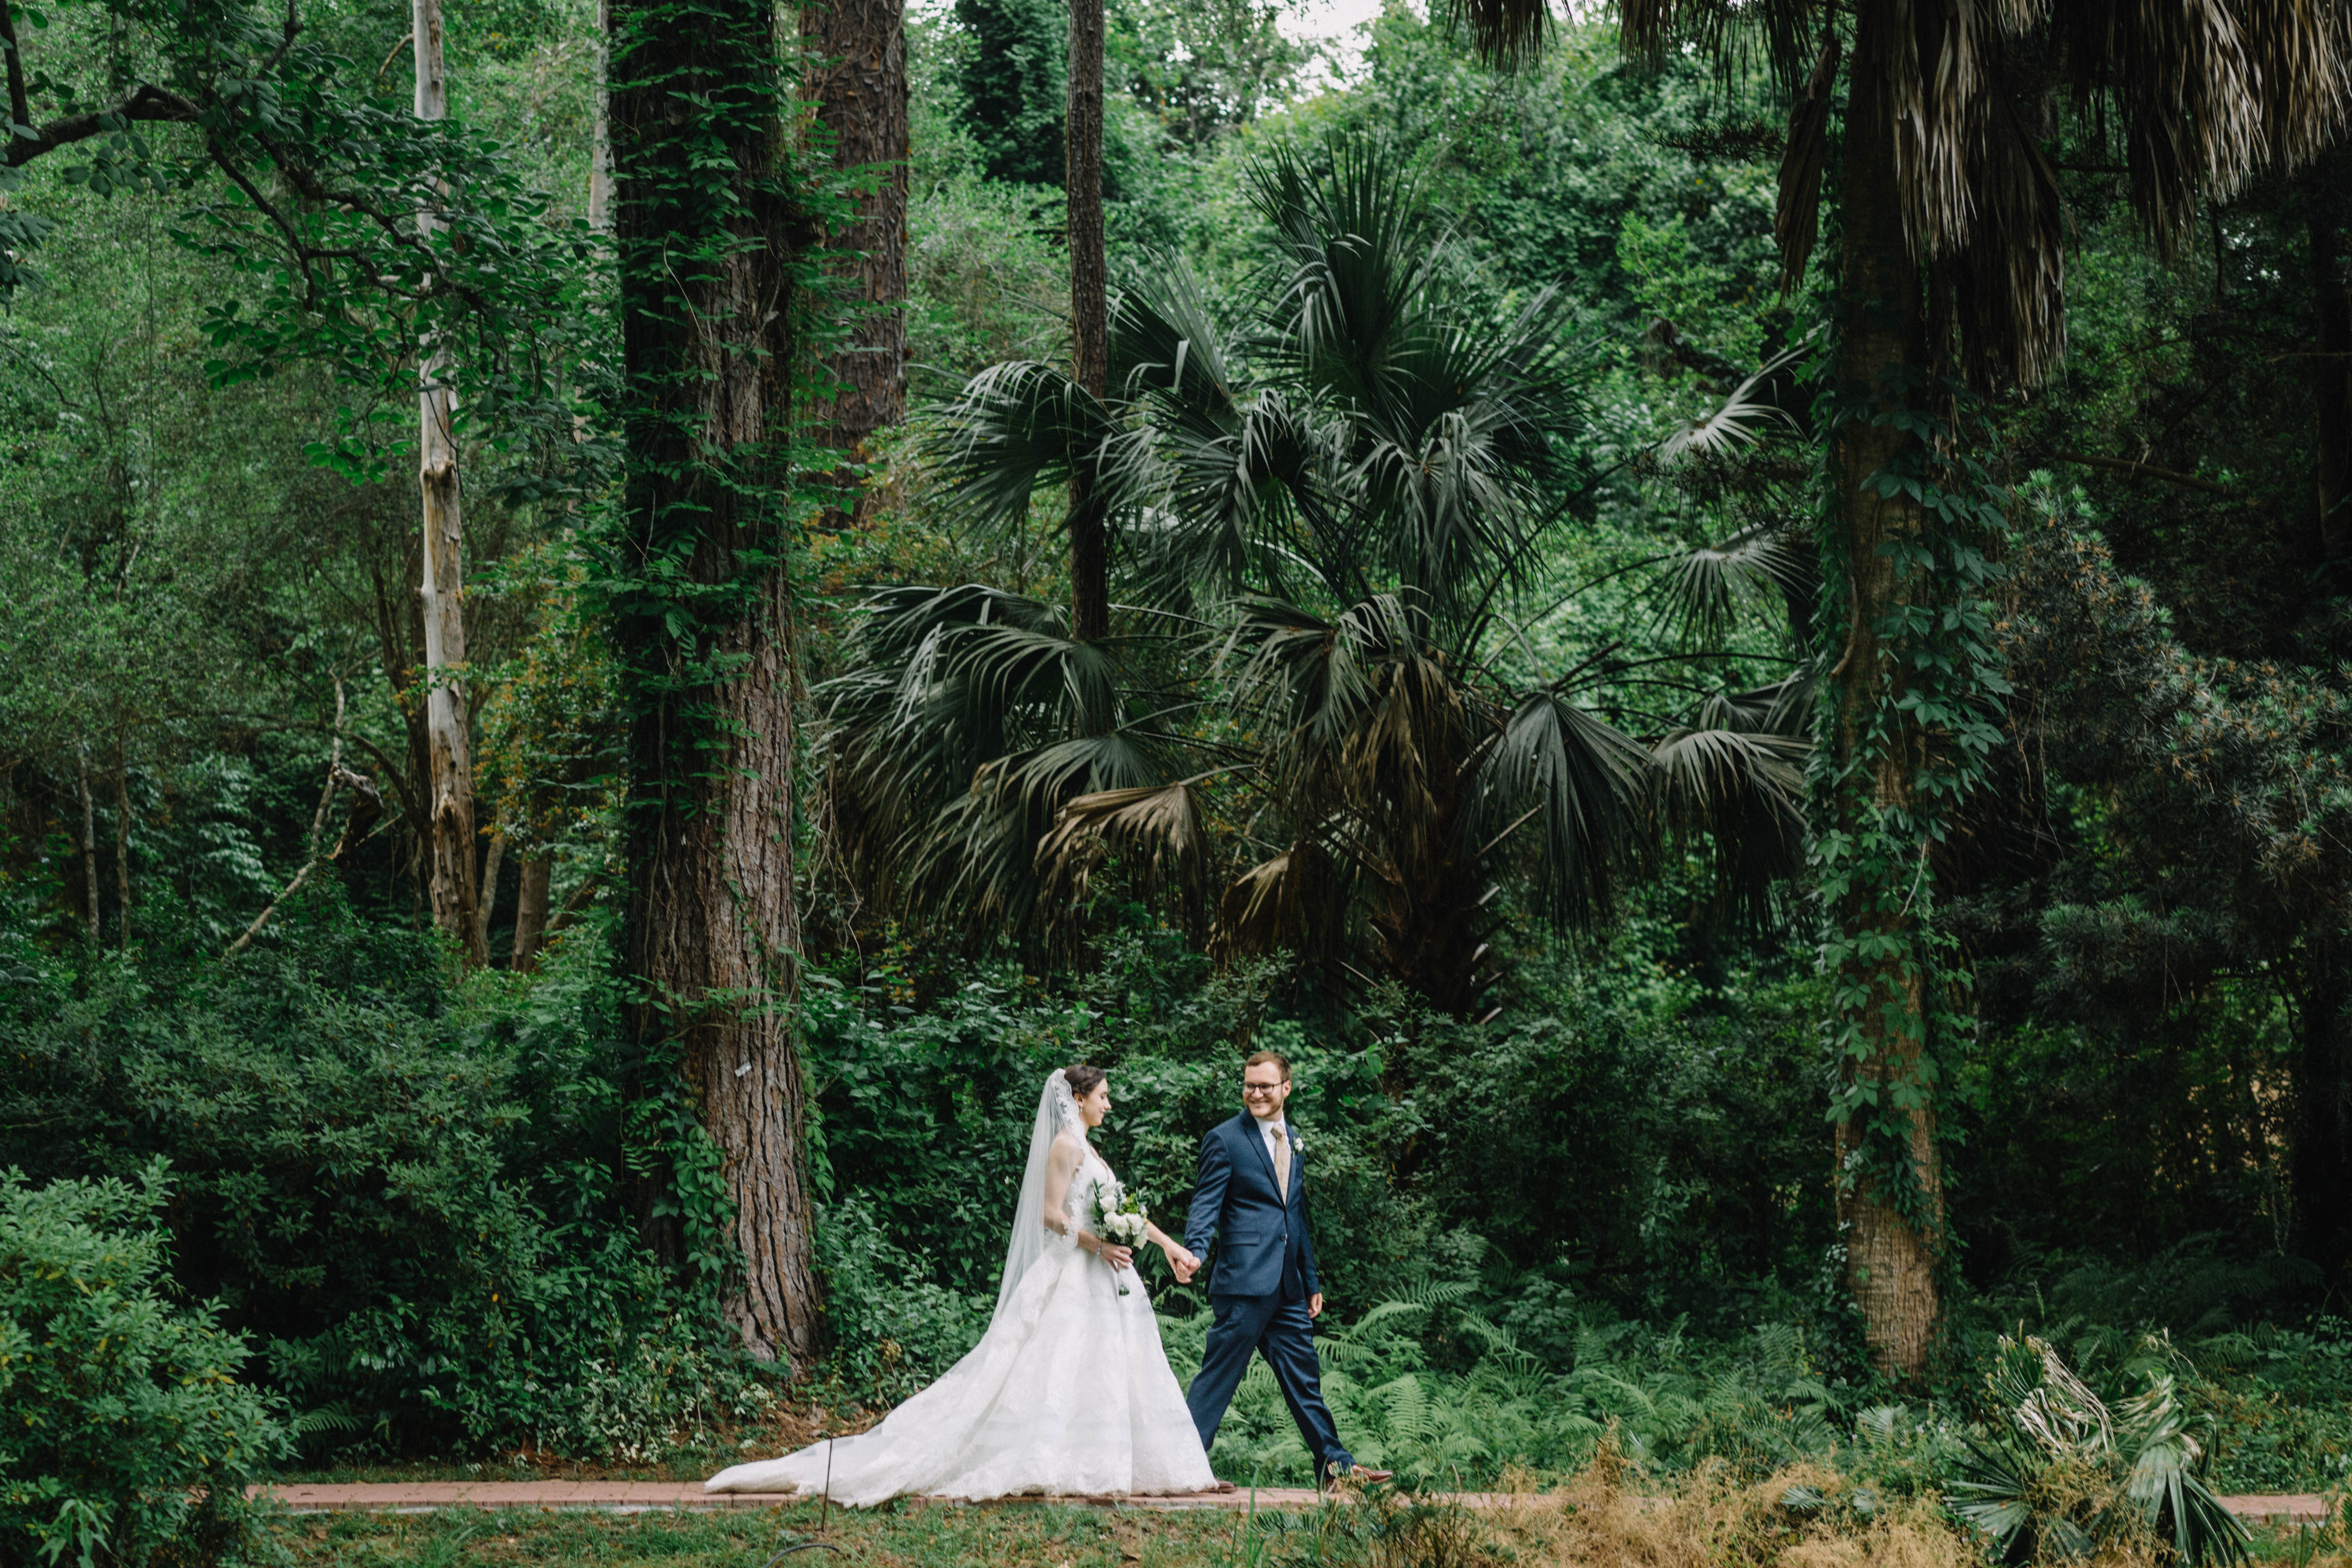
<box><xmin>577</xmin><ymin>0</ymin><xmax>859</xmax><ymax>1328</ymax></box>
<box><xmin>1810</xmin><ymin>385</ymin><xmax>2014</xmax><ymax>1269</ymax></box>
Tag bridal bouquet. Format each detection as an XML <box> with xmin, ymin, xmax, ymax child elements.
<box><xmin>1091</xmin><ymin>1181</ymin><xmax>1151</xmax><ymax>1296</ymax></box>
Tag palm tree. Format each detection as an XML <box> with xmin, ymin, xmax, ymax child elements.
<box><xmin>1450</xmin><ymin>0</ymin><xmax>2349</xmax><ymax>1378</ymax></box>
<box><xmin>820</xmin><ymin>135</ymin><xmax>1808</xmax><ymax>1018</ymax></box>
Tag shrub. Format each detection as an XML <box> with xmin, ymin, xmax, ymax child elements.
<box><xmin>0</xmin><ymin>904</ymin><xmax>767</xmax><ymax>1462</ymax></box>
<box><xmin>0</xmin><ymin>1160</ymin><xmax>289</xmax><ymax>1568</ymax></box>
<box><xmin>810</xmin><ymin>1193</ymin><xmax>988</xmax><ymax>1405</ymax></box>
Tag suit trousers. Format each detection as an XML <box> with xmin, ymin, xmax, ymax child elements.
<box><xmin>1184</xmin><ymin>1293</ymin><xmax>1353</xmax><ymax>1475</ymax></box>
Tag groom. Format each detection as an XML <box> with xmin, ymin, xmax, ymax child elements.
<box><xmin>1172</xmin><ymin>1050</ymin><xmax>1390</xmax><ymax>1488</ymax></box>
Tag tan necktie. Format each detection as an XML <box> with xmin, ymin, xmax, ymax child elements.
<box><xmin>1271</xmin><ymin>1123</ymin><xmax>1290</xmax><ymax>1199</ymax></box>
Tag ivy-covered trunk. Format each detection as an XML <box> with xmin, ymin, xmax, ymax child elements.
<box><xmin>1821</xmin><ymin>11</ymin><xmax>1944</xmax><ymax>1382</ymax></box>
<box><xmin>606</xmin><ymin>0</ymin><xmax>822</xmax><ymax>1366</ymax></box>
<box><xmin>1064</xmin><ymin>0</ymin><xmax>1109</xmax><ymax>641</ymax></box>
<box><xmin>803</xmin><ymin>0</ymin><xmax>909</xmax><ymax>524</ymax></box>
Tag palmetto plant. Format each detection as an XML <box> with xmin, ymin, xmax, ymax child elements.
<box><xmin>1948</xmin><ymin>1336</ymin><xmax>2249</xmax><ymax>1567</ymax></box>
<box><xmin>1453</xmin><ymin>0</ymin><xmax>2352</xmax><ymax>1380</ymax></box>
<box><xmin>820</xmin><ymin>133</ymin><xmax>1809</xmax><ymax>1015</ymax></box>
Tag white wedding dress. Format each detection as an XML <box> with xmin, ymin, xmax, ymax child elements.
<box><xmin>705</xmin><ymin>1071</ymin><xmax>1217</xmax><ymax>1504</ymax></box>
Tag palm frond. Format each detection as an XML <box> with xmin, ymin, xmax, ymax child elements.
<box><xmin>1658</xmin><ymin>342</ymin><xmax>1810</xmax><ymax>464</ymax></box>
<box><xmin>897</xmin><ymin>731</ymin><xmax>1178</xmax><ymax>941</ymax></box>
<box><xmin>927</xmin><ymin>359</ymin><xmax>1119</xmax><ymax>535</ymax></box>
<box><xmin>1776</xmin><ymin>35</ymin><xmax>1842</xmax><ymax>292</ymax></box>
<box><xmin>1036</xmin><ymin>779</ymin><xmax>1210</xmax><ymax>934</ymax></box>
<box><xmin>1210</xmin><ymin>841</ymin><xmax>1350</xmax><ymax>969</ymax></box>
<box><xmin>1471</xmin><ymin>692</ymin><xmax>1650</xmax><ymax>927</ymax></box>
<box><xmin>1653</xmin><ymin>523</ymin><xmax>1815</xmax><ymax>646</ymax></box>
<box><xmin>1650</xmin><ymin>724</ymin><xmax>1809</xmax><ymax>922</ymax></box>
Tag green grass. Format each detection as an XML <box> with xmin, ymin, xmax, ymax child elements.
<box><xmin>269</xmin><ymin>1500</ymin><xmax>1310</xmax><ymax>1568</ymax></box>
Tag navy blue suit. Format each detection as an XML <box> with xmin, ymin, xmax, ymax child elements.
<box><xmin>1181</xmin><ymin>1113</ymin><xmax>1353</xmax><ymax>1476</ymax></box>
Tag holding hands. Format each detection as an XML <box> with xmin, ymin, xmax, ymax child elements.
<box><xmin>1164</xmin><ymin>1240</ymin><xmax>1201</xmax><ymax>1283</ymax></box>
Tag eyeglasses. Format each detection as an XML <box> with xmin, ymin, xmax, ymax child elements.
<box><xmin>1241</xmin><ymin>1081</ymin><xmax>1288</xmax><ymax>1095</ymax></box>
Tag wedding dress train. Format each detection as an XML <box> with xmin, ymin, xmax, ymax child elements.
<box><xmin>705</xmin><ymin>1079</ymin><xmax>1216</xmax><ymax>1504</ymax></box>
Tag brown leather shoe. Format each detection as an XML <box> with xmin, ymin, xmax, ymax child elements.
<box><xmin>1321</xmin><ymin>1460</ymin><xmax>1394</xmax><ymax>1493</ymax></box>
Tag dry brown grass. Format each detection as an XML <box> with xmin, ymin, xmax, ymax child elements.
<box><xmin>1472</xmin><ymin>1448</ymin><xmax>1993</xmax><ymax>1568</ymax></box>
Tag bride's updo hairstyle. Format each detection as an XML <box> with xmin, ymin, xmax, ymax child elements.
<box><xmin>1064</xmin><ymin>1064</ymin><xmax>1108</xmax><ymax>1099</ymax></box>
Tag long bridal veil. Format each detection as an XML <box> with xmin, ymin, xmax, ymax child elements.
<box><xmin>994</xmin><ymin>1068</ymin><xmax>1083</xmax><ymax>1320</ymax></box>
<box><xmin>703</xmin><ymin>1062</ymin><xmax>1217</xmax><ymax>1501</ymax></box>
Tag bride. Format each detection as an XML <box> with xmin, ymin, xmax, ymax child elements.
<box><xmin>705</xmin><ymin>1065</ymin><xmax>1221</xmax><ymax>1503</ymax></box>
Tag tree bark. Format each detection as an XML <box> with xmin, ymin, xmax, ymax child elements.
<box><xmin>476</xmin><ymin>832</ymin><xmax>506</xmax><ymax>958</ymax></box>
<box><xmin>2296</xmin><ymin>934</ymin><xmax>2352</xmax><ymax>1291</ymax></box>
<box><xmin>414</xmin><ymin>0</ymin><xmax>485</xmax><ymax>966</ymax></box>
<box><xmin>511</xmin><ymin>855</ymin><xmax>552</xmax><ymax>972</ymax></box>
<box><xmin>1827</xmin><ymin>15</ymin><xmax>1944</xmax><ymax>1383</ymax></box>
<box><xmin>2308</xmin><ymin>154</ymin><xmax>2352</xmax><ymax>560</ymax></box>
<box><xmin>608</xmin><ymin>0</ymin><xmax>822</xmax><ymax>1366</ymax></box>
<box><xmin>1064</xmin><ymin>0</ymin><xmax>1109</xmax><ymax>641</ymax></box>
<box><xmin>803</xmin><ymin>0</ymin><xmax>909</xmax><ymax>525</ymax></box>
<box><xmin>112</xmin><ymin>745</ymin><xmax>131</xmax><ymax>952</ymax></box>
<box><xmin>589</xmin><ymin>0</ymin><xmax>614</xmax><ymax>230</ymax></box>
<box><xmin>75</xmin><ymin>742</ymin><xmax>98</xmax><ymax>947</ymax></box>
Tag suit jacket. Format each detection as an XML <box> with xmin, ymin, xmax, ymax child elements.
<box><xmin>1183</xmin><ymin>1112</ymin><xmax>1319</xmax><ymax>1302</ymax></box>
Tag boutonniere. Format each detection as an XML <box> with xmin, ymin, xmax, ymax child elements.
<box><xmin>1288</xmin><ymin>1130</ymin><xmax>1306</xmax><ymax>1158</ymax></box>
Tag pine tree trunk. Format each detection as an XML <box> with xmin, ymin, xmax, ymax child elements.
<box><xmin>608</xmin><ymin>0</ymin><xmax>822</xmax><ymax>1366</ymax></box>
<box><xmin>803</xmin><ymin>0</ymin><xmax>908</xmax><ymax>524</ymax></box>
<box><xmin>414</xmin><ymin>0</ymin><xmax>485</xmax><ymax>966</ymax></box>
<box><xmin>1064</xmin><ymin>0</ymin><xmax>1109</xmax><ymax>642</ymax></box>
<box><xmin>1827</xmin><ymin>14</ymin><xmax>1943</xmax><ymax>1382</ymax></box>
<box><xmin>512</xmin><ymin>856</ymin><xmax>552</xmax><ymax>972</ymax></box>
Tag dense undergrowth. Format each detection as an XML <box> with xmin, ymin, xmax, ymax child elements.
<box><xmin>9</xmin><ymin>889</ymin><xmax>2339</xmax><ymax>1506</ymax></box>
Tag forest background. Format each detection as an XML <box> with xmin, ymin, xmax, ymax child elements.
<box><xmin>4</xmin><ymin>0</ymin><xmax>2352</xmax><ymax>1550</ymax></box>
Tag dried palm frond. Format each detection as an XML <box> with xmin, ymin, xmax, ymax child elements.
<box><xmin>1776</xmin><ymin>35</ymin><xmax>1843</xmax><ymax>293</ymax></box>
<box><xmin>1035</xmin><ymin>778</ymin><xmax>1211</xmax><ymax>934</ymax></box>
<box><xmin>1210</xmin><ymin>840</ymin><xmax>1351</xmax><ymax>968</ymax></box>
<box><xmin>1950</xmin><ymin>1335</ymin><xmax>2249</xmax><ymax>1568</ymax></box>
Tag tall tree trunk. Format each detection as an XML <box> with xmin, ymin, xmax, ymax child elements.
<box><xmin>414</xmin><ymin>0</ymin><xmax>485</xmax><ymax>966</ymax></box>
<box><xmin>475</xmin><ymin>832</ymin><xmax>506</xmax><ymax>958</ymax></box>
<box><xmin>607</xmin><ymin>0</ymin><xmax>822</xmax><ymax>1366</ymax></box>
<box><xmin>589</xmin><ymin>0</ymin><xmax>614</xmax><ymax>230</ymax></box>
<box><xmin>75</xmin><ymin>741</ymin><xmax>98</xmax><ymax>947</ymax></box>
<box><xmin>1064</xmin><ymin>0</ymin><xmax>1109</xmax><ymax>641</ymax></box>
<box><xmin>1826</xmin><ymin>15</ymin><xmax>1943</xmax><ymax>1383</ymax></box>
<box><xmin>2296</xmin><ymin>934</ymin><xmax>2352</xmax><ymax>1291</ymax></box>
<box><xmin>511</xmin><ymin>856</ymin><xmax>552</xmax><ymax>971</ymax></box>
<box><xmin>2309</xmin><ymin>153</ymin><xmax>2352</xmax><ymax>561</ymax></box>
<box><xmin>112</xmin><ymin>743</ymin><xmax>131</xmax><ymax>952</ymax></box>
<box><xmin>803</xmin><ymin>0</ymin><xmax>909</xmax><ymax>525</ymax></box>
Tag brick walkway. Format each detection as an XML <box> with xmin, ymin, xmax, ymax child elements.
<box><xmin>249</xmin><ymin>1482</ymin><xmax>2333</xmax><ymax>1524</ymax></box>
